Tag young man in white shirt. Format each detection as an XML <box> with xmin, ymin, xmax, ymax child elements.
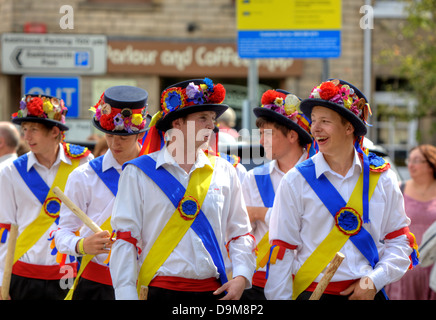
<box><xmin>0</xmin><ymin>94</ymin><xmax>93</xmax><ymax>300</ymax></box>
<box><xmin>110</xmin><ymin>78</ymin><xmax>255</xmax><ymax>300</ymax></box>
<box><xmin>265</xmin><ymin>79</ymin><xmax>418</xmax><ymax>300</ymax></box>
<box><xmin>240</xmin><ymin>89</ymin><xmax>313</xmax><ymax>300</ymax></box>
<box><xmin>54</xmin><ymin>85</ymin><xmax>149</xmax><ymax>300</ymax></box>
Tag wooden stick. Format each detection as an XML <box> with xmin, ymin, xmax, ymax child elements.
<box><xmin>53</xmin><ymin>186</ymin><xmax>103</xmax><ymax>233</ymax></box>
<box><xmin>139</xmin><ymin>286</ymin><xmax>149</xmax><ymax>300</ymax></box>
<box><xmin>1</xmin><ymin>224</ymin><xmax>19</xmax><ymax>300</ymax></box>
<box><xmin>309</xmin><ymin>252</ymin><xmax>345</xmax><ymax>300</ymax></box>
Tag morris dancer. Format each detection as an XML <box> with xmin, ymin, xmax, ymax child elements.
<box><xmin>110</xmin><ymin>78</ymin><xmax>255</xmax><ymax>300</ymax></box>
<box><xmin>240</xmin><ymin>89</ymin><xmax>313</xmax><ymax>300</ymax></box>
<box><xmin>55</xmin><ymin>86</ymin><xmax>149</xmax><ymax>300</ymax></box>
<box><xmin>0</xmin><ymin>94</ymin><xmax>92</xmax><ymax>300</ymax></box>
<box><xmin>265</xmin><ymin>79</ymin><xmax>418</xmax><ymax>300</ymax></box>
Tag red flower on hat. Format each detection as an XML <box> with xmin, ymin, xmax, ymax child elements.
<box><xmin>261</xmin><ymin>90</ymin><xmax>286</xmax><ymax>105</ymax></box>
<box><xmin>319</xmin><ymin>82</ymin><xmax>339</xmax><ymax>100</ymax></box>
<box><xmin>100</xmin><ymin>113</ymin><xmax>115</xmax><ymax>131</ymax></box>
<box><xmin>26</xmin><ymin>97</ymin><xmax>44</xmax><ymax>116</ymax></box>
<box><xmin>208</xmin><ymin>84</ymin><xmax>226</xmax><ymax>104</ymax></box>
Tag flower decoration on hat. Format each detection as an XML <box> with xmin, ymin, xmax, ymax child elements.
<box><xmin>309</xmin><ymin>79</ymin><xmax>372</xmax><ymax>125</ymax></box>
<box><xmin>12</xmin><ymin>95</ymin><xmax>67</xmax><ymax>124</ymax></box>
<box><xmin>160</xmin><ymin>77</ymin><xmax>226</xmax><ymax>117</ymax></box>
<box><xmin>90</xmin><ymin>93</ymin><xmax>148</xmax><ymax>134</ymax></box>
<box><xmin>260</xmin><ymin>89</ymin><xmax>311</xmax><ymax>134</ymax></box>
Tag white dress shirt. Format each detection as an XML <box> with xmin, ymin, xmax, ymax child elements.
<box><xmin>242</xmin><ymin>152</ymin><xmax>308</xmax><ymax>250</ymax></box>
<box><xmin>55</xmin><ymin>149</ymin><xmax>121</xmax><ymax>266</ymax></box>
<box><xmin>110</xmin><ymin>146</ymin><xmax>256</xmax><ymax>300</ymax></box>
<box><xmin>0</xmin><ymin>145</ymin><xmax>92</xmax><ymax>285</ymax></box>
<box><xmin>265</xmin><ymin>150</ymin><xmax>412</xmax><ymax>300</ymax></box>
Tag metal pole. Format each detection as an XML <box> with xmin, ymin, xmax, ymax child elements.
<box><xmin>247</xmin><ymin>59</ymin><xmax>258</xmax><ymax>131</ymax></box>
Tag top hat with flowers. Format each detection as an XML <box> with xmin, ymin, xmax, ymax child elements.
<box><xmin>300</xmin><ymin>79</ymin><xmax>371</xmax><ymax>137</ymax></box>
<box><xmin>12</xmin><ymin>94</ymin><xmax>69</xmax><ymax>131</ymax></box>
<box><xmin>155</xmin><ymin>78</ymin><xmax>228</xmax><ymax>132</ymax></box>
<box><xmin>90</xmin><ymin>85</ymin><xmax>150</xmax><ymax>136</ymax></box>
<box><xmin>254</xmin><ymin>89</ymin><xmax>313</xmax><ymax>145</ymax></box>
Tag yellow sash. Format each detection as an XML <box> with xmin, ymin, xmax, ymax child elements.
<box><xmin>14</xmin><ymin>159</ymin><xmax>80</xmax><ymax>264</ymax></box>
<box><xmin>64</xmin><ymin>216</ymin><xmax>112</xmax><ymax>300</ymax></box>
<box><xmin>256</xmin><ymin>231</ymin><xmax>270</xmax><ymax>269</ymax></box>
<box><xmin>136</xmin><ymin>157</ymin><xmax>215</xmax><ymax>297</ymax></box>
<box><xmin>292</xmin><ymin>171</ymin><xmax>381</xmax><ymax>299</ymax></box>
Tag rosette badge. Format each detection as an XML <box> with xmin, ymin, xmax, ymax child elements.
<box><xmin>90</xmin><ymin>85</ymin><xmax>150</xmax><ymax>136</ymax></box>
<box><xmin>12</xmin><ymin>94</ymin><xmax>69</xmax><ymax>131</ymax></box>
<box><xmin>155</xmin><ymin>78</ymin><xmax>229</xmax><ymax>132</ymax></box>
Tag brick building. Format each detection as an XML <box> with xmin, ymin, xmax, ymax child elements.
<box><xmin>0</xmin><ymin>0</ymin><xmax>427</xmax><ymax>159</ymax></box>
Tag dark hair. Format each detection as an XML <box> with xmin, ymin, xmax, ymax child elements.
<box><xmin>255</xmin><ymin>116</ymin><xmax>305</xmax><ymax>147</ymax></box>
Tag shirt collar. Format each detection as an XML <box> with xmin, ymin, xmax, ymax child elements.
<box><xmin>156</xmin><ymin>145</ymin><xmax>214</xmax><ymax>172</ymax></box>
<box><xmin>270</xmin><ymin>150</ymin><xmax>309</xmax><ymax>175</ymax></box>
<box><xmin>313</xmin><ymin>149</ymin><xmax>362</xmax><ymax>179</ymax></box>
<box><xmin>26</xmin><ymin>143</ymin><xmax>71</xmax><ymax>171</ymax></box>
<box><xmin>102</xmin><ymin>149</ymin><xmax>123</xmax><ymax>171</ymax></box>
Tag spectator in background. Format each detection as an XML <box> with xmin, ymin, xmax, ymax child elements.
<box><xmin>385</xmin><ymin>144</ymin><xmax>436</xmax><ymax>300</ymax></box>
<box><xmin>0</xmin><ymin>121</ymin><xmax>20</xmax><ymax>166</ymax></box>
<box><xmin>217</xmin><ymin>107</ymin><xmax>239</xmax><ymax>139</ymax></box>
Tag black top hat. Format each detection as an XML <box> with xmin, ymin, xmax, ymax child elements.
<box><xmin>12</xmin><ymin>94</ymin><xmax>69</xmax><ymax>131</ymax></box>
<box><xmin>300</xmin><ymin>79</ymin><xmax>370</xmax><ymax>137</ymax></box>
<box><xmin>155</xmin><ymin>78</ymin><xmax>229</xmax><ymax>132</ymax></box>
<box><xmin>253</xmin><ymin>89</ymin><xmax>312</xmax><ymax>145</ymax></box>
<box><xmin>92</xmin><ymin>85</ymin><xmax>150</xmax><ymax>136</ymax></box>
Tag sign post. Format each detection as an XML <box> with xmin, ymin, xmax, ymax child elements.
<box><xmin>22</xmin><ymin>76</ymin><xmax>81</xmax><ymax>118</ymax></box>
<box><xmin>236</xmin><ymin>0</ymin><xmax>342</xmax><ymax>130</ymax></box>
<box><xmin>1</xmin><ymin>33</ymin><xmax>106</xmax><ymax>75</ymax></box>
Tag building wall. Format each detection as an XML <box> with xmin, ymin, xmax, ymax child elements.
<box><xmin>1</xmin><ymin>0</ymin><xmax>370</xmax><ymax>138</ymax></box>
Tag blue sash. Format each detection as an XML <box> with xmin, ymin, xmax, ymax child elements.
<box><xmin>253</xmin><ymin>163</ymin><xmax>275</xmax><ymax>207</ymax></box>
<box><xmin>296</xmin><ymin>158</ymin><xmax>380</xmax><ymax>268</ymax></box>
<box><xmin>89</xmin><ymin>155</ymin><xmax>120</xmax><ymax>197</ymax></box>
<box><xmin>124</xmin><ymin>155</ymin><xmax>228</xmax><ymax>285</ymax></box>
<box><xmin>14</xmin><ymin>154</ymin><xmax>49</xmax><ymax>205</ymax></box>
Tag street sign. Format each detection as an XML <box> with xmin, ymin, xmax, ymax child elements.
<box><xmin>237</xmin><ymin>0</ymin><xmax>342</xmax><ymax>58</ymax></box>
<box><xmin>1</xmin><ymin>33</ymin><xmax>106</xmax><ymax>75</ymax></box>
<box><xmin>22</xmin><ymin>76</ymin><xmax>81</xmax><ymax>118</ymax></box>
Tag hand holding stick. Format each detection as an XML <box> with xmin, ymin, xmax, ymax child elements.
<box><xmin>53</xmin><ymin>186</ymin><xmax>102</xmax><ymax>233</ymax></box>
<box><xmin>1</xmin><ymin>224</ymin><xmax>19</xmax><ymax>300</ymax></box>
<box><xmin>309</xmin><ymin>252</ymin><xmax>345</xmax><ymax>300</ymax></box>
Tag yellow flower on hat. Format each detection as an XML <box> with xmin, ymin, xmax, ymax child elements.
<box><xmin>284</xmin><ymin>94</ymin><xmax>301</xmax><ymax>115</ymax></box>
<box><xmin>43</xmin><ymin>99</ymin><xmax>54</xmax><ymax>113</ymax></box>
<box><xmin>131</xmin><ymin>113</ymin><xmax>143</xmax><ymax>126</ymax></box>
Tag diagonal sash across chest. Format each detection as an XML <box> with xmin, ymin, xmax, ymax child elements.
<box><xmin>64</xmin><ymin>155</ymin><xmax>120</xmax><ymax>300</ymax></box>
<box><xmin>253</xmin><ymin>164</ymin><xmax>275</xmax><ymax>270</ymax></box>
<box><xmin>292</xmin><ymin>158</ymin><xmax>381</xmax><ymax>299</ymax></box>
<box><xmin>125</xmin><ymin>154</ymin><xmax>228</xmax><ymax>296</ymax></box>
<box><xmin>12</xmin><ymin>154</ymin><xmax>80</xmax><ymax>263</ymax></box>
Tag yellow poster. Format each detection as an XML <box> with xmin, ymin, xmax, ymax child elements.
<box><xmin>237</xmin><ymin>0</ymin><xmax>342</xmax><ymax>31</ymax></box>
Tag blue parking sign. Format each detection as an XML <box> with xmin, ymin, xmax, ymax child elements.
<box><xmin>22</xmin><ymin>76</ymin><xmax>80</xmax><ymax>118</ymax></box>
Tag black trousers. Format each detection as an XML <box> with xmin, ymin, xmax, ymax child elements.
<box><xmin>147</xmin><ymin>286</ymin><xmax>225</xmax><ymax>301</ymax></box>
<box><xmin>240</xmin><ymin>285</ymin><xmax>267</xmax><ymax>300</ymax></box>
<box><xmin>9</xmin><ymin>274</ymin><xmax>70</xmax><ymax>300</ymax></box>
<box><xmin>296</xmin><ymin>290</ymin><xmax>388</xmax><ymax>301</ymax></box>
<box><xmin>72</xmin><ymin>277</ymin><xmax>115</xmax><ymax>300</ymax></box>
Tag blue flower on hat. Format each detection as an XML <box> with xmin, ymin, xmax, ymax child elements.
<box><xmin>204</xmin><ymin>77</ymin><xmax>214</xmax><ymax>91</ymax></box>
<box><xmin>166</xmin><ymin>91</ymin><xmax>182</xmax><ymax>112</ymax></box>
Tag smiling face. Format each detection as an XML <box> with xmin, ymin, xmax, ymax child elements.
<box><xmin>310</xmin><ymin>106</ymin><xmax>355</xmax><ymax>158</ymax></box>
<box><xmin>21</xmin><ymin>122</ymin><xmax>60</xmax><ymax>156</ymax></box>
